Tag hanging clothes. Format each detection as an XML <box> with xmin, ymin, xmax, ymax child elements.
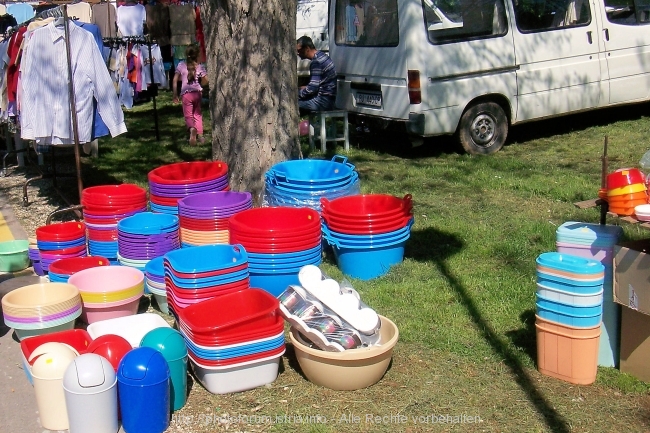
<box><xmin>0</xmin><ymin>14</ymin><xmax>17</xmax><ymax>36</ymax></box>
<box><xmin>7</xmin><ymin>3</ymin><xmax>35</xmax><ymax>25</ymax></box>
<box><xmin>145</xmin><ymin>2</ymin><xmax>171</xmax><ymax>46</ymax></box>
<box><xmin>116</xmin><ymin>3</ymin><xmax>146</xmax><ymax>37</ymax></box>
<box><xmin>168</xmin><ymin>4</ymin><xmax>195</xmax><ymax>46</ymax></box>
<box><xmin>140</xmin><ymin>44</ymin><xmax>168</xmax><ymax>89</ymax></box>
<box><xmin>21</xmin><ymin>22</ymin><xmax>127</xmax><ymax>145</ymax></box>
<box><xmin>92</xmin><ymin>2</ymin><xmax>118</xmax><ymax>38</ymax></box>
<box><xmin>67</xmin><ymin>3</ymin><xmax>93</xmax><ymax>24</ymax></box>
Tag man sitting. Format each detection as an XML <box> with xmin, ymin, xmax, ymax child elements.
<box><xmin>297</xmin><ymin>36</ymin><xmax>337</xmax><ymax>115</ymax></box>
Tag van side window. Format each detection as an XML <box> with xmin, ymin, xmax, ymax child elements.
<box><xmin>334</xmin><ymin>0</ymin><xmax>399</xmax><ymax>46</ymax></box>
<box><xmin>604</xmin><ymin>0</ymin><xmax>650</xmax><ymax>24</ymax></box>
<box><xmin>513</xmin><ymin>0</ymin><xmax>591</xmax><ymax>32</ymax></box>
<box><xmin>423</xmin><ymin>0</ymin><xmax>508</xmax><ymax>44</ymax></box>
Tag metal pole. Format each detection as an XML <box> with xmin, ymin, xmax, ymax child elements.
<box><xmin>63</xmin><ymin>4</ymin><xmax>84</xmax><ymax>202</ymax></box>
<box><xmin>147</xmin><ymin>37</ymin><xmax>160</xmax><ymax>141</ymax></box>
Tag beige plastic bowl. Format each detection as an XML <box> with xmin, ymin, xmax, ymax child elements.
<box><xmin>2</xmin><ymin>283</ymin><xmax>81</xmax><ymax>316</ymax></box>
<box><xmin>290</xmin><ymin>315</ymin><xmax>399</xmax><ymax>391</ymax></box>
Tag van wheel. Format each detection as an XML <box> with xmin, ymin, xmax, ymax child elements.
<box><xmin>458</xmin><ymin>102</ymin><xmax>508</xmax><ymax>155</ymax></box>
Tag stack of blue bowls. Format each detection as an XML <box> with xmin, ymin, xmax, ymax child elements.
<box><xmin>144</xmin><ymin>257</ymin><xmax>168</xmax><ymax>314</ymax></box>
<box><xmin>535</xmin><ymin>252</ymin><xmax>604</xmax><ymax>328</ymax></box>
<box><xmin>264</xmin><ymin>155</ymin><xmax>360</xmax><ymax>211</ymax></box>
<box><xmin>116</xmin><ymin>212</ymin><xmax>181</xmax><ymax>272</ymax></box>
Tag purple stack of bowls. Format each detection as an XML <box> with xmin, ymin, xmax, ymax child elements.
<box><xmin>177</xmin><ymin>191</ymin><xmax>253</xmax><ymax>247</ymax></box>
<box><xmin>35</xmin><ymin>222</ymin><xmax>87</xmax><ymax>274</ymax></box>
<box><xmin>116</xmin><ymin>212</ymin><xmax>181</xmax><ymax>272</ymax></box>
<box><xmin>28</xmin><ymin>243</ymin><xmax>43</xmax><ymax>276</ymax></box>
<box><xmin>148</xmin><ymin>161</ymin><xmax>230</xmax><ymax>215</ymax></box>
<box><xmin>82</xmin><ymin>184</ymin><xmax>148</xmax><ymax>264</ymax></box>
<box><xmin>164</xmin><ymin>245</ymin><xmax>250</xmax><ymax>318</ymax></box>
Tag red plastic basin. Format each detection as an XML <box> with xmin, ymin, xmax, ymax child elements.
<box><xmin>49</xmin><ymin>256</ymin><xmax>110</xmax><ymax>275</ymax></box>
<box><xmin>177</xmin><ymin>288</ymin><xmax>279</xmax><ymax>333</ymax></box>
<box><xmin>228</xmin><ymin>207</ymin><xmax>320</xmax><ymax>236</ymax></box>
<box><xmin>20</xmin><ymin>329</ymin><xmax>92</xmax><ymax>361</ymax></box>
<box><xmin>36</xmin><ymin>221</ymin><xmax>86</xmax><ymax>242</ymax></box>
<box><xmin>148</xmin><ymin>161</ymin><xmax>229</xmax><ymax>185</ymax></box>
<box><xmin>321</xmin><ymin>194</ymin><xmax>412</xmax><ymax>219</ymax></box>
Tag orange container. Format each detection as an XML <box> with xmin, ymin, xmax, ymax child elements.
<box><xmin>606</xmin><ymin>191</ymin><xmax>648</xmax><ymax>202</ymax></box>
<box><xmin>604</xmin><ymin>199</ymin><xmax>647</xmax><ymax>209</ymax></box>
<box><xmin>608</xmin><ymin>205</ymin><xmax>637</xmax><ymax>216</ymax></box>
<box><xmin>535</xmin><ymin>315</ymin><xmax>600</xmax><ymax>385</ymax></box>
<box><xmin>607</xmin><ymin>183</ymin><xmax>646</xmax><ymax>197</ymax></box>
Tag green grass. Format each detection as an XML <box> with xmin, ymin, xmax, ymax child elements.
<box><xmin>50</xmin><ymin>93</ymin><xmax>650</xmax><ymax>431</ymax></box>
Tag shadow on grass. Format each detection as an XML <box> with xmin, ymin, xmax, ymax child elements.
<box><xmin>409</xmin><ymin>226</ymin><xmax>570</xmax><ymax>432</ymax></box>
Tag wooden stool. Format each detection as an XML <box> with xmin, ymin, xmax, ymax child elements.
<box><xmin>309</xmin><ymin>110</ymin><xmax>349</xmax><ymax>152</ymax></box>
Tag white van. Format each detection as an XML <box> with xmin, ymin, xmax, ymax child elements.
<box><xmin>329</xmin><ymin>0</ymin><xmax>650</xmax><ymax>154</ymax></box>
<box><xmin>297</xmin><ymin>0</ymin><xmax>330</xmax><ymax>82</ymax></box>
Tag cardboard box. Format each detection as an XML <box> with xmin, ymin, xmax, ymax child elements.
<box><xmin>614</xmin><ymin>240</ymin><xmax>650</xmax><ymax>314</ymax></box>
<box><xmin>619</xmin><ymin>307</ymin><xmax>650</xmax><ymax>383</ymax></box>
<box><xmin>614</xmin><ymin>240</ymin><xmax>650</xmax><ymax>383</ymax></box>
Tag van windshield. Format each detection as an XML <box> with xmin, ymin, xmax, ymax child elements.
<box><xmin>334</xmin><ymin>0</ymin><xmax>399</xmax><ymax>46</ymax></box>
<box><xmin>423</xmin><ymin>0</ymin><xmax>508</xmax><ymax>43</ymax></box>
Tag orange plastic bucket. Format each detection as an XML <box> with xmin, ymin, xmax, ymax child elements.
<box><xmin>606</xmin><ymin>191</ymin><xmax>648</xmax><ymax>203</ymax></box>
<box><xmin>535</xmin><ymin>315</ymin><xmax>600</xmax><ymax>385</ymax></box>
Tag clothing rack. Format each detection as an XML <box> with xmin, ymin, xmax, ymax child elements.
<box><xmin>103</xmin><ymin>35</ymin><xmax>161</xmax><ymax>141</ymax></box>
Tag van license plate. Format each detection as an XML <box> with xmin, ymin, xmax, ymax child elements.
<box><xmin>356</xmin><ymin>93</ymin><xmax>382</xmax><ymax>107</ymax></box>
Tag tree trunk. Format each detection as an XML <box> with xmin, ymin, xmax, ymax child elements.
<box><xmin>201</xmin><ymin>0</ymin><xmax>301</xmax><ymax>205</ymax></box>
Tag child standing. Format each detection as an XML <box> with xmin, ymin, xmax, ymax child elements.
<box><xmin>172</xmin><ymin>45</ymin><xmax>208</xmax><ymax>145</ymax></box>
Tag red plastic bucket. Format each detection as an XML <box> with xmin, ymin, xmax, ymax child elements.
<box><xmin>82</xmin><ymin>184</ymin><xmax>147</xmax><ymax>205</ymax></box>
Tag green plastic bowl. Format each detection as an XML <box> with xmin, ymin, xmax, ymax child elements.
<box><xmin>0</xmin><ymin>240</ymin><xmax>30</xmax><ymax>272</ymax></box>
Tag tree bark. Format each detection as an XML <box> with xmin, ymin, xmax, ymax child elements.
<box><xmin>201</xmin><ymin>0</ymin><xmax>301</xmax><ymax>205</ymax></box>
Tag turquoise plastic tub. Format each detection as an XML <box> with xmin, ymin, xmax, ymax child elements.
<box><xmin>535</xmin><ymin>293</ymin><xmax>602</xmax><ymax>316</ymax></box>
<box><xmin>0</xmin><ymin>240</ymin><xmax>30</xmax><ymax>272</ymax></box>
<box><xmin>536</xmin><ymin>252</ymin><xmax>604</xmax><ymax>275</ymax></box>
<box><xmin>332</xmin><ymin>239</ymin><xmax>407</xmax><ymax>280</ymax></box>
<box><xmin>535</xmin><ymin>271</ymin><xmax>604</xmax><ymax>293</ymax></box>
<box><xmin>535</xmin><ymin>301</ymin><xmax>602</xmax><ymax>328</ymax></box>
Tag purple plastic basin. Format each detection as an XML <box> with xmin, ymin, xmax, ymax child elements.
<box><xmin>148</xmin><ymin>178</ymin><xmax>229</xmax><ymax>195</ymax></box>
<box><xmin>3</xmin><ymin>304</ymin><xmax>81</xmax><ymax>323</ymax></box>
<box><xmin>178</xmin><ymin>191</ymin><xmax>252</xmax><ymax>210</ymax></box>
<box><xmin>149</xmin><ymin>173</ymin><xmax>229</xmax><ymax>190</ymax></box>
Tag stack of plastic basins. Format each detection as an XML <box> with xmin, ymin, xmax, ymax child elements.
<box><xmin>555</xmin><ymin>221</ymin><xmax>623</xmax><ymax>368</ymax></box>
<box><xmin>535</xmin><ymin>252</ymin><xmax>604</xmax><ymax>385</ymax></box>
<box><xmin>228</xmin><ymin>207</ymin><xmax>322</xmax><ymax>297</ymax></box>
<box><xmin>35</xmin><ymin>222</ymin><xmax>87</xmax><ymax>274</ymax></box>
<box><xmin>48</xmin><ymin>256</ymin><xmax>110</xmax><ymax>283</ymax></box>
<box><xmin>163</xmin><ymin>245</ymin><xmax>250</xmax><ymax>319</ymax></box>
<box><xmin>117</xmin><ymin>212</ymin><xmax>180</xmax><ymax>274</ymax></box>
<box><xmin>29</xmin><ymin>241</ymin><xmax>44</xmax><ymax>276</ymax></box>
<box><xmin>263</xmin><ymin>155</ymin><xmax>361</xmax><ymax>212</ymax></box>
<box><xmin>176</xmin><ymin>288</ymin><xmax>285</xmax><ymax>394</ymax></box>
<box><xmin>148</xmin><ymin>161</ymin><xmax>229</xmax><ymax>215</ymax></box>
<box><xmin>177</xmin><ymin>191</ymin><xmax>253</xmax><ymax>247</ymax></box>
<box><xmin>144</xmin><ymin>257</ymin><xmax>168</xmax><ymax>314</ymax></box>
<box><xmin>606</xmin><ymin>168</ymin><xmax>648</xmax><ymax>216</ymax></box>
<box><xmin>82</xmin><ymin>184</ymin><xmax>148</xmax><ymax>264</ymax></box>
<box><xmin>321</xmin><ymin>194</ymin><xmax>413</xmax><ymax>280</ymax></box>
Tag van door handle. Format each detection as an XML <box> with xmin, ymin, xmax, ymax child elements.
<box><xmin>603</xmin><ymin>28</ymin><xmax>610</xmax><ymax>41</ymax></box>
<box><xmin>587</xmin><ymin>31</ymin><xmax>593</xmax><ymax>44</ymax></box>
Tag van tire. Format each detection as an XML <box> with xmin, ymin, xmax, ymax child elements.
<box><xmin>458</xmin><ymin>102</ymin><xmax>508</xmax><ymax>155</ymax></box>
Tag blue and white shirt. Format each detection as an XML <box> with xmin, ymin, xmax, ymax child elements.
<box><xmin>299</xmin><ymin>50</ymin><xmax>337</xmax><ymax>100</ymax></box>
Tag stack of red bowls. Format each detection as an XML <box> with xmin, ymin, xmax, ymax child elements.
<box><xmin>164</xmin><ymin>244</ymin><xmax>250</xmax><ymax>318</ymax></box>
<box><xmin>320</xmin><ymin>194</ymin><xmax>414</xmax><ymax>280</ymax></box>
<box><xmin>35</xmin><ymin>222</ymin><xmax>87</xmax><ymax>274</ymax></box>
<box><xmin>82</xmin><ymin>184</ymin><xmax>148</xmax><ymax>263</ymax></box>
<box><xmin>229</xmin><ymin>207</ymin><xmax>322</xmax><ymax>296</ymax></box>
<box><xmin>606</xmin><ymin>168</ymin><xmax>648</xmax><ymax>216</ymax></box>
<box><xmin>148</xmin><ymin>161</ymin><xmax>229</xmax><ymax>215</ymax></box>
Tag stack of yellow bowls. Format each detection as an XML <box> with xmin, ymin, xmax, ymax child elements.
<box><xmin>606</xmin><ymin>168</ymin><xmax>648</xmax><ymax>216</ymax></box>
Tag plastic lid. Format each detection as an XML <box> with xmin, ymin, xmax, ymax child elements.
<box><xmin>535</xmin><ymin>252</ymin><xmax>604</xmax><ymax>275</ymax></box>
<box><xmin>63</xmin><ymin>353</ymin><xmax>116</xmax><ymax>392</ymax></box>
<box><xmin>29</xmin><ymin>342</ymin><xmax>78</xmax><ymax>379</ymax></box>
<box><xmin>139</xmin><ymin>328</ymin><xmax>187</xmax><ymax>361</ymax></box>
<box><xmin>117</xmin><ymin>347</ymin><xmax>169</xmax><ymax>385</ymax></box>
<box><xmin>86</xmin><ymin>334</ymin><xmax>132</xmax><ymax>372</ymax></box>
<box><xmin>556</xmin><ymin>221</ymin><xmax>622</xmax><ymax>242</ymax></box>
